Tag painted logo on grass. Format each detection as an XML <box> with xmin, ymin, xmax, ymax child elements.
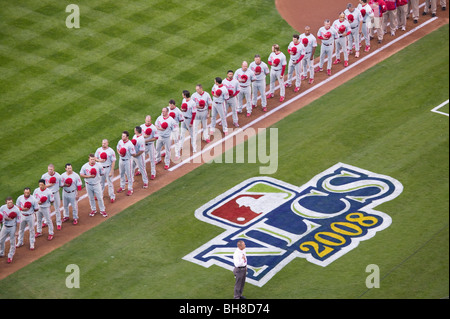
<box><xmin>183</xmin><ymin>163</ymin><xmax>403</xmax><ymax>287</ymax></box>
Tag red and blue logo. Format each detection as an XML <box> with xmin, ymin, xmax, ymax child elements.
<box><xmin>183</xmin><ymin>163</ymin><xmax>403</xmax><ymax>287</ymax></box>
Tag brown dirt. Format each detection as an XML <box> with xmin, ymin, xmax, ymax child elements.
<box><xmin>0</xmin><ymin>0</ymin><xmax>447</xmax><ymax>280</ymax></box>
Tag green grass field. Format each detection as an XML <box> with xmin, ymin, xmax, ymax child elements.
<box><xmin>0</xmin><ymin>1</ymin><xmax>448</xmax><ymax>299</ymax></box>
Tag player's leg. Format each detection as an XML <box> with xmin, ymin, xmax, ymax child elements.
<box><xmin>119</xmin><ymin>160</ymin><xmax>126</xmax><ymax>190</ymax></box>
<box><xmin>164</xmin><ymin>137</ymin><xmax>171</xmax><ymax>167</ymax></box>
<box><xmin>53</xmin><ymin>192</ymin><xmax>62</xmax><ymax>228</ymax></box>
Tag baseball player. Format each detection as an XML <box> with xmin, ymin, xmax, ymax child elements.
<box><xmin>0</xmin><ymin>197</ymin><xmax>20</xmax><ymax>263</ymax></box>
<box><xmin>95</xmin><ymin>139</ymin><xmax>116</xmax><ymax>202</ymax></box>
<box><xmin>132</xmin><ymin>126</ymin><xmax>149</xmax><ymax>189</ymax></box>
<box><xmin>167</xmin><ymin>100</ymin><xmax>184</xmax><ymax>159</ymax></box>
<box><xmin>180</xmin><ymin>90</ymin><xmax>198</xmax><ymax>154</ymax></box>
<box><xmin>267</xmin><ymin>44</ymin><xmax>287</xmax><ymax>102</ymax></box>
<box><xmin>155</xmin><ymin>107</ymin><xmax>176</xmax><ymax>169</ymax></box>
<box><xmin>141</xmin><ymin>115</ymin><xmax>158</xmax><ymax>179</ymax></box>
<box><xmin>210</xmin><ymin>77</ymin><xmax>230</xmax><ymax>134</ymax></box>
<box><xmin>285</xmin><ymin>34</ymin><xmax>304</xmax><ymax>92</ymax></box>
<box><xmin>41</xmin><ymin>164</ymin><xmax>63</xmax><ymax>230</ymax></box>
<box><xmin>116</xmin><ymin>131</ymin><xmax>137</xmax><ymax>196</ymax></box>
<box><xmin>333</xmin><ymin>12</ymin><xmax>352</xmax><ymax>67</ymax></box>
<box><xmin>234</xmin><ymin>61</ymin><xmax>254</xmax><ymax>117</ymax></box>
<box><xmin>80</xmin><ymin>153</ymin><xmax>107</xmax><ymax>217</ymax></box>
<box><xmin>249</xmin><ymin>54</ymin><xmax>270</xmax><ymax>111</ymax></box>
<box><xmin>315</xmin><ymin>19</ymin><xmax>338</xmax><ymax>76</ymax></box>
<box><xmin>223</xmin><ymin>70</ymin><xmax>240</xmax><ymax>127</ymax></box>
<box><xmin>384</xmin><ymin>0</ymin><xmax>398</xmax><ymax>36</ymax></box>
<box><xmin>16</xmin><ymin>188</ymin><xmax>39</xmax><ymax>250</ymax></box>
<box><xmin>408</xmin><ymin>0</ymin><xmax>420</xmax><ymax>23</ymax></box>
<box><xmin>299</xmin><ymin>26</ymin><xmax>317</xmax><ymax>84</ymax></box>
<box><xmin>33</xmin><ymin>179</ymin><xmax>55</xmax><ymax>240</ymax></box>
<box><xmin>191</xmin><ymin>84</ymin><xmax>212</xmax><ymax>143</ymax></box>
<box><xmin>60</xmin><ymin>163</ymin><xmax>82</xmax><ymax>225</ymax></box>
<box><xmin>344</xmin><ymin>4</ymin><xmax>363</xmax><ymax>58</ymax></box>
<box><xmin>357</xmin><ymin>0</ymin><xmax>374</xmax><ymax>52</ymax></box>
<box><xmin>370</xmin><ymin>0</ymin><xmax>387</xmax><ymax>44</ymax></box>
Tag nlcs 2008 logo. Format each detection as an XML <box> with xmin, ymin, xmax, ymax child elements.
<box><xmin>183</xmin><ymin>163</ymin><xmax>403</xmax><ymax>287</ymax></box>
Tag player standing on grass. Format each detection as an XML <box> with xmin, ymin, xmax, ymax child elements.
<box><xmin>33</xmin><ymin>179</ymin><xmax>55</xmax><ymax>241</ymax></box>
<box><xmin>141</xmin><ymin>115</ymin><xmax>158</xmax><ymax>180</ymax></box>
<box><xmin>95</xmin><ymin>139</ymin><xmax>116</xmax><ymax>202</ymax></box>
<box><xmin>249</xmin><ymin>54</ymin><xmax>270</xmax><ymax>111</ymax></box>
<box><xmin>316</xmin><ymin>19</ymin><xmax>338</xmax><ymax>76</ymax></box>
<box><xmin>117</xmin><ymin>131</ymin><xmax>136</xmax><ymax>196</ymax></box>
<box><xmin>16</xmin><ymin>188</ymin><xmax>39</xmax><ymax>250</ymax></box>
<box><xmin>0</xmin><ymin>197</ymin><xmax>20</xmax><ymax>263</ymax></box>
<box><xmin>299</xmin><ymin>26</ymin><xmax>317</xmax><ymax>84</ymax></box>
<box><xmin>267</xmin><ymin>44</ymin><xmax>287</xmax><ymax>102</ymax></box>
<box><xmin>60</xmin><ymin>163</ymin><xmax>82</xmax><ymax>224</ymax></box>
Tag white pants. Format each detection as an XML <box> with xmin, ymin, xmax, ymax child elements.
<box><xmin>0</xmin><ymin>225</ymin><xmax>16</xmax><ymax>258</ymax></box>
<box><xmin>180</xmin><ymin>120</ymin><xmax>197</xmax><ymax>153</ymax></box>
<box><xmin>301</xmin><ymin>54</ymin><xmax>314</xmax><ymax>79</ymax></box>
<box><xmin>319</xmin><ymin>42</ymin><xmax>334</xmax><ymax>70</ymax></box>
<box><xmin>286</xmin><ymin>59</ymin><xmax>301</xmax><ymax>87</ymax></box>
<box><xmin>119</xmin><ymin>158</ymin><xmax>134</xmax><ymax>191</ymax></box>
<box><xmin>226</xmin><ymin>97</ymin><xmax>239</xmax><ymax>124</ymax></box>
<box><xmin>133</xmin><ymin>154</ymin><xmax>148</xmax><ymax>184</ymax></box>
<box><xmin>237</xmin><ymin>86</ymin><xmax>251</xmax><ymax>114</ymax></box>
<box><xmin>100</xmin><ymin>165</ymin><xmax>115</xmax><ymax>200</ymax></box>
<box><xmin>36</xmin><ymin>206</ymin><xmax>54</xmax><ymax>235</ymax></box>
<box><xmin>86</xmin><ymin>183</ymin><xmax>105</xmax><ymax>212</ymax></box>
<box><xmin>144</xmin><ymin>142</ymin><xmax>156</xmax><ymax>176</ymax></box>
<box><xmin>269</xmin><ymin>68</ymin><xmax>285</xmax><ymax>97</ymax></box>
<box><xmin>252</xmin><ymin>80</ymin><xmax>267</xmax><ymax>108</ymax></box>
<box><xmin>194</xmin><ymin>111</ymin><xmax>209</xmax><ymax>141</ymax></box>
<box><xmin>63</xmin><ymin>191</ymin><xmax>78</xmax><ymax>219</ymax></box>
<box><xmin>347</xmin><ymin>27</ymin><xmax>360</xmax><ymax>52</ymax></box>
<box><xmin>210</xmin><ymin>101</ymin><xmax>228</xmax><ymax>133</ymax></box>
<box><xmin>156</xmin><ymin>136</ymin><xmax>172</xmax><ymax>166</ymax></box>
<box><xmin>17</xmin><ymin>214</ymin><xmax>35</xmax><ymax>247</ymax></box>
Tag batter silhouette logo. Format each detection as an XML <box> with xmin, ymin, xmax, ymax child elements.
<box><xmin>183</xmin><ymin>163</ymin><xmax>403</xmax><ymax>287</ymax></box>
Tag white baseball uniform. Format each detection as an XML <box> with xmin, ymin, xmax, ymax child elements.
<box><xmin>155</xmin><ymin>115</ymin><xmax>176</xmax><ymax>166</ymax></box>
<box><xmin>286</xmin><ymin>40</ymin><xmax>304</xmax><ymax>88</ymax></box>
<box><xmin>249</xmin><ymin>61</ymin><xmax>270</xmax><ymax>108</ymax></box>
<box><xmin>41</xmin><ymin>171</ymin><xmax>63</xmax><ymax>227</ymax></box>
<box><xmin>233</xmin><ymin>67</ymin><xmax>253</xmax><ymax>115</ymax></box>
<box><xmin>180</xmin><ymin>98</ymin><xmax>197</xmax><ymax>153</ymax></box>
<box><xmin>357</xmin><ymin>3</ymin><xmax>374</xmax><ymax>48</ymax></box>
<box><xmin>344</xmin><ymin>8</ymin><xmax>363</xmax><ymax>54</ymax></box>
<box><xmin>80</xmin><ymin>162</ymin><xmax>106</xmax><ymax>213</ymax></box>
<box><xmin>33</xmin><ymin>186</ymin><xmax>55</xmax><ymax>236</ymax></box>
<box><xmin>333</xmin><ymin>18</ymin><xmax>351</xmax><ymax>62</ymax></box>
<box><xmin>268</xmin><ymin>51</ymin><xmax>287</xmax><ymax>98</ymax></box>
<box><xmin>191</xmin><ymin>90</ymin><xmax>212</xmax><ymax>141</ymax></box>
<box><xmin>60</xmin><ymin>171</ymin><xmax>82</xmax><ymax>220</ymax></box>
<box><xmin>0</xmin><ymin>204</ymin><xmax>20</xmax><ymax>259</ymax></box>
<box><xmin>222</xmin><ymin>77</ymin><xmax>240</xmax><ymax>125</ymax></box>
<box><xmin>210</xmin><ymin>84</ymin><xmax>230</xmax><ymax>133</ymax></box>
<box><xmin>95</xmin><ymin>146</ymin><xmax>116</xmax><ymax>200</ymax></box>
<box><xmin>132</xmin><ymin>134</ymin><xmax>149</xmax><ymax>185</ymax></box>
<box><xmin>16</xmin><ymin>195</ymin><xmax>39</xmax><ymax>248</ymax></box>
<box><xmin>141</xmin><ymin>122</ymin><xmax>158</xmax><ymax>177</ymax></box>
<box><xmin>117</xmin><ymin>139</ymin><xmax>136</xmax><ymax>191</ymax></box>
<box><xmin>317</xmin><ymin>26</ymin><xmax>338</xmax><ymax>71</ymax></box>
<box><xmin>299</xmin><ymin>33</ymin><xmax>318</xmax><ymax>80</ymax></box>
<box><xmin>167</xmin><ymin>107</ymin><xmax>184</xmax><ymax>157</ymax></box>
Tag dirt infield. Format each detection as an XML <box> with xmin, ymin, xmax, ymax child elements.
<box><xmin>0</xmin><ymin>0</ymin><xmax>448</xmax><ymax>280</ymax></box>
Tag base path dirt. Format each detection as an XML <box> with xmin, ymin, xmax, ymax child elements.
<box><xmin>0</xmin><ymin>0</ymin><xmax>448</xmax><ymax>280</ymax></box>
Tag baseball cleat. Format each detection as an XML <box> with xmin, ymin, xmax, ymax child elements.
<box><xmin>355</xmin><ymin>51</ymin><xmax>360</xmax><ymax>58</ymax></box>
<box><xmin>364</xmin><ymin>45</ymin><xmax>370</xmax><ymax>52</ymax></box>
<box><xmin>246</xmin><ymin>113</ymin><xmax>251</xmax><ymax>117</ymax></box>
<box><xmin>206</xmin><ymin>139</ymin><xmax>210</xmax><ymax>143</ymax></box>
<box><xmin>57</xmin><ymin>225</ymin><xmax>62</xmax><ymax>230</ymax></box>
<box><xmin>224</xmin><ymin>131</ymin><xmax>228</xmax><ymax>136</ymax></box>
<box><xmin>233</xmin><ymin>122</ymin><xmax>239</xmax><ymax>127</ymax></box>
<box><xmin>252</xmin><ymin>104</ymin><xmax>256</xmax><ymax>109</ymax></box>
<box><xmin>89</xmin><ymin>210</ymin><xmax>96</xmax><ymax>217</ymax></box>
<box><xmin>117</xmin><ymin>187</ymin><xmax>124</xmax><ymax>193</ymax></box>
<box><xmin>42</xmin><ymin>222</ymin><xmax>47</xmax><ymax>228</ymax></box>
<box><xmin>327</xmin><ymin>69</ymin><xmax>332</xmax><ymax>76</ymax></box>
<box><xmin>30</xmin><ymin>245</ymin><xmax>35</xmax><ymax>251</ymax></box>
<box><xmin>279</xmin><ymin>96</ymin><xmax>285</xmax><ymax>102</ymax></box>
<box><xmin>35</xmin><ymin>232</ymin><xmax>42</xmax><ymax>238</ymax></box>
<box><xmin>150</xmin><ymin>175</ymin><xmax>155</xmax><ymax>180</ymax></box>
<box><xmin>134</xmin><ymin>171</ymin><xmax>141</xmax><ymax>176</ymax></box>
<box><xmin>100</xmin><ymin>211</ymin><xmax>107</xmax><ymax>217</ymax></box>
<box><xmin>127</xmin><ymin>190</ymin><xmax>133</xmax><ymax>196</ymax></box>
<box><xmin>73</xmin><ymin>219</ymin><xmax>78</xmax><ymax>225</ymax></box>
<box><xmin>314</xmin><ymin>66</ymin><xmax>323</xmax><ymax>72</ymax></box>
<box><xmin>155</xmin><ymin>160</ymin><xmax>161</xmax><ymax>165</ymax></box>
<box><xmin>47</xmin><ymin>234</ymin><xmax>54</xmax><ymax>241</ymax></box>
<box><xmin>110</xmin><ymin>198</ymin><xmax>115</xmax><ymax>203</ymax></box>
<box><xmin>262</xmin><ymin>107</ymin><xmax>268</xmax><ymax>112</ymax></box>
<box><xmin>284</xmin><ymin>83</ymin><xmax>291</xmax><ymax>88</ymax></box>
<box><xmin>62</xmin><ymin>217</ymin><xmax>70</xmax><ymax>223</ymax></box>
<box><xmin>164</xmin><ymin>165</ymin><xmax>170</xmax><ymax>170</ymax></box>
<box><xmin>309</xmin><ymin>78</ymin><xmax>314</xmax><ymax>84</ymax></box>
<box><xmin>300</xmin><ymin>75</ymin><xmax>307</xmax><ymax>81</ymax></box>
<box><xmin>344</xmin><ymin>60</ymin><xmax>349</xmax><ymax>67</ymax></box>
<box><xmin>333</xmin><ymin>59</ymin><xmax>341</xmax><ymax>65</ymax></box>
<box><xmin>16</xmin><ymin>243</ymin><xmax>24</xmax><ymax>248</ymax></box>
<box><xmin>7</xmin><ymin>258</ymin><xmax>13</xmax><ymax>264</ymax></box>
<box><xmin>143</xmin><ymin>183</ymin><xmax>148</xmax><ymax>189</ymax></box>
<box><xmin>294</xmin><ymin>86</ymin><xmax>300</xmax><ymax>92</ymax></box>
<box><xmin>266</xmin><ymin>93</ymin><xmax>274</xmax><ymax>99</ymax></box>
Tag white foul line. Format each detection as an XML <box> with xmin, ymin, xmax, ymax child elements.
<box><xmin>431</xmin><ymin>99</ymin><xmax>449</xmax><ymax>117</ymax></box>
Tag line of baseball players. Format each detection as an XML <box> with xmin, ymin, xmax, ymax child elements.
<box><xmin>1</xmin><ymin>0</ymin><xmax>444</xmax><ymax>264</ymax></box>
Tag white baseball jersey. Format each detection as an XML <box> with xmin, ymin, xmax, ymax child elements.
<box><xmin>33</xmin><ymin>187</ymin><xmax>54</xmax><ymax>208</ymax></box>
<box><xmin>167</xmin><ymin>107</ymin><xmax>184</xmax><ymax>128</ymax></box>
<box><xmin>333</xmin><ymin>19</ymin><xmax>351</xmax><ymax>36</ymax></box>
<box><xmin>211</xmin><ymin>84</ymin><xmax>230</xmax><ymax>104</ymax></box>
<box><xmin>0</xmin><ymin>205</ymin><xmax>20</xmax><ymax>227</ymax></box>
<box><xmin>80</xmin><ymin>162</ymin><xmax>105</xmax><ymax>185</ymax></box>
<box><xmin>287</xmin><ymin>41</ymin><xmax>304</xmax><ymax>62</ymax></box>
<box><xmin>299</xmin><ymin>33</ymin><xmax>318</xmax><ymax>55</ymax></box>
<box><xmin>357</xmin><ymin>3</ymin><xmax>374</xmax><ymax>22</ymax></box>
<box><xmin>317</xmin><ymin>26</ymin><xmax>338</xmax><ymax>45</ymax></box>
<box><xmin>95</xmin><ymin>146</ymin><xmax>116</xmax><ymax>167</ymax></box>
<box><xmin>16</xmin><ymin>195</ymin><xmax>39</xmax><ymax>217</ymax></box>
<box><xmin>155</xmin><ymin>115</ymin><xmax>176</xmax><ymax>139</ymax></box>
<box><xmin>344</xmin><ymin>8</ymin><xmax>363</xmax><ymax>29</ymax></box>
<box><xmin>268</xmin><ymin>52</ymin><xmax>287</xmax><ymax>72</ymax></box>
<box><xmin>41</xmin><ymin>172</ymin><xmax>63</xmax><ymax>193</ymax></box>
<box><xmin>116</xmin><ymin>139</ymin><xmax>136</xmax><ymax>160</ymax></box>
<box><xmin>222</xmin><ymin>77</ymin><xmax>240</xmax><ymax>98</ymax></box>
<box><xmin>249</xmin><ymin>61</ymin><xmax>269</xmax><ymax>81</ymax></box>
<box><xmin>191</xmin><ymin>91</ymin><xmax>212</xmax><ymax>112</ymax></box>
<box><xmin>132</xmin><ymin>134</ymin><xmax>146</xmax><ymax>155</ymax></box>
<box><xmin>233</xmin><ymin>68</ymin><xmax>254</xmax><ymax>88</ymax></box>
<box><xmin>60</xmin><ymin>172</ymin><xmax>82</xmax><ymax>193</ymax></box>
<box><xmin>141</xmin><ymin>123</ymin><xmax>159</xmax><ymax>143</ymax></box>
<box><xmin>181</xmin><ymin>98</ymin><xmax>197</xmax><ymax>125</ymax></box>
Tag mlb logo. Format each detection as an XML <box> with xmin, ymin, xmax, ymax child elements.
<box><xmin>183</xmin><ymin>163</ymin><xmax>403</xmax><ymax>287</ymax></box>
